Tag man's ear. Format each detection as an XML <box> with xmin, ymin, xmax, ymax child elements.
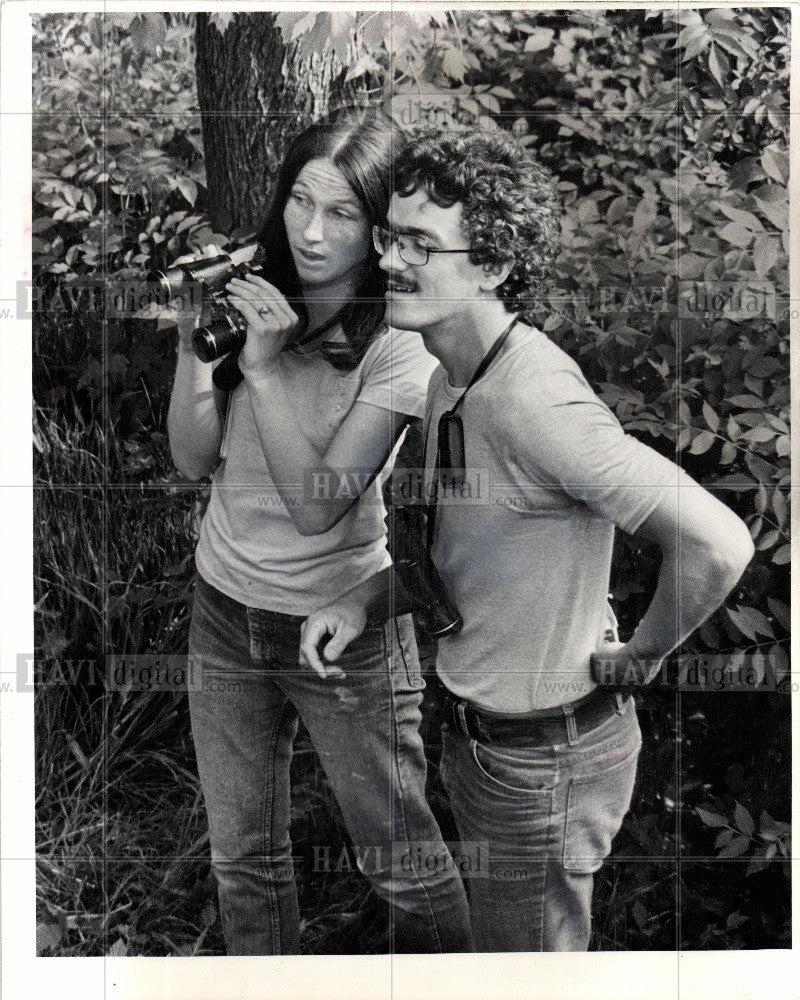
<box><xmin>479</xmin><ymin>259</ymin><xmax>513</xmax><ymax>292</ymax></box>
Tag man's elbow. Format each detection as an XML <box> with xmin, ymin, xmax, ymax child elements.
<box><xmin>702</xmin><ymin>513</ymin><xmax>755</xmax><ymax>594</ymax></box>
<box><xmin>170</xmin><ymin>448</ymin><xmax>215</xmax><ymax>482</ymax></box>
<box><xmin>292</xmin><ymin>507</ymin><xmax>347</xmax><ymax>537</ymax></box>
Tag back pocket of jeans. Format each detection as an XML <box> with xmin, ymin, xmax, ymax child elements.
<box><xmin>562</xmin><ymin>740</ymin><xmax>640</xmax><ymax>873</ymax></box>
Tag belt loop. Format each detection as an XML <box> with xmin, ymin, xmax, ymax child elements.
<box><xmin>564</xmin><ymin>704</ymin><xmax>579</xmax><ymax>744</ymax></box>
<box><xmin>456</xmin><ymin>700</ymin><xmax>469</xmax><ymax>738</ymax></box>
<box><xmin>614</xmin><ymin>691</ymin><xmax>626</xmax><ymax>715</ymax></box>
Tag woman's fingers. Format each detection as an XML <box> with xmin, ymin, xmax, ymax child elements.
<box><xmin>226</xmin><ymin>278</ymin><xmax>298</xmax><ymax>327</ymax></box>
<box><xmin>238</xmin><ymin>273</ymin><xmax>279</xmax><ymax>293</ymax></box>
<box><xmin>226</xmin><ymin>295</ymin><xmax>262</xmax><ymax>328</ymax></box>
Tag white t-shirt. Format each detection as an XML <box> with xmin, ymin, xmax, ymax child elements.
<box><xmin>424</xmin><ymin>323</ymin><xmax>684</xmax><ymax>712</ymax></box>
<box><xmin>196</xmin><ymin>328</ymin><xmax>437</xmax><ymax>614</ymax></box>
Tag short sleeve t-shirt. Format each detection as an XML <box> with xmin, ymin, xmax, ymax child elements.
<box><xmin>424</xmin><ymin>323</ymin><xmax>686</xmax><ymax>712</ymax></box>
<box><xmin>196</xmin><ymin>327</ymin><xmax>437</xmax><ymax>614</ymax></box>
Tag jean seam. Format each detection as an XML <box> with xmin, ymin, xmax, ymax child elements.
<box><xmin>389</xmin><ymin>659</ymin><xmax>443</xmax><ymax>953</ymax></box>
<box><xmin>259</xmin><ymin>690</ymin><xmax>293</xmax><ymax>951</ymax></box>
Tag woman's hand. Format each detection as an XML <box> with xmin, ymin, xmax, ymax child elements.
<box><xmin>225</xmin><ymin>273</ymin><xmax>302</xmax><ymax>376</ymax></box>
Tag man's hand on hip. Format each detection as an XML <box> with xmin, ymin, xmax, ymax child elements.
<box><xmin>591</xmin><ymin>640</ymin><xmax>664</xmax><ymax>689</ymax></box>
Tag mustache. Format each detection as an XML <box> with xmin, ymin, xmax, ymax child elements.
<box><xmin>385</xmin><ymin>273</ymin><xmax>418</xmax><ymax>291</ymax></box>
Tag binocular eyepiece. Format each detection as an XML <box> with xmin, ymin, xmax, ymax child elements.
<box><xmin>148</xmin><ymin>243</ymin><xmax>267</xmax><ymax>363</ymax></box>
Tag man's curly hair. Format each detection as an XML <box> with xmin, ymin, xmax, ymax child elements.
<box><xmin>394</xmin><ymin>131</ymin><xmax>559</xmax><ymax>315</ymax></box>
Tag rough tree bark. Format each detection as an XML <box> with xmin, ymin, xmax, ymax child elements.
<box><xmin>194</xmin><ymin>13</ymin><xmax>315</xmax><ymax>234</ymax></box>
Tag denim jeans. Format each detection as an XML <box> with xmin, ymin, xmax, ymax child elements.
<box><xmin>187</xmin><ymin>575</ymin><xmax>473</xmax><ymax>955</ymax></box>
<box><xmin>439</xmin><ymin>693</ymin><xmax>641</xmax><ymax>951</ymax></box>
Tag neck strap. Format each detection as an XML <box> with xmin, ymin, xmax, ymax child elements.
<box><xmin>446</xmin><ymin>314</ymin><xmax>519</xmax><ymax>416</ymax></box>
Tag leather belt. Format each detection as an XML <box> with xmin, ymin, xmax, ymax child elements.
<box><xmin>442</xmin><ymin>686</ymin><xmax>625</xmax><ymax>747</ymax></box>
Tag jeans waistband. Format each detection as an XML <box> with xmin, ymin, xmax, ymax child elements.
<box><xmin>442</xmin><ymin>686</ymin><xmax>626</xmax><ymax>747</ymax></box>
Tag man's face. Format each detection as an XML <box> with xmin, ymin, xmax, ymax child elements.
<box><xmin>379</xmin><ymin>189</ymin><xmax>490</xmax><ymax>334</ymax></box>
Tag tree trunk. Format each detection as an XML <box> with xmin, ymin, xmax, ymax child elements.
<box><xmin>194</xmin><ymin>13</ymin><xmax>315</xmax><ymax>234</ymax></box>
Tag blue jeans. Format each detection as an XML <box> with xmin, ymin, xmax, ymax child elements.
<box><xmin>187</xmin><ymin>575</ymin><xmax>473</xmax><ymax>955</ymax></box>
<box><xmin>439</xmin><ymin>694</ymin><xmax>641</xmax><ymax>951</ymax></box>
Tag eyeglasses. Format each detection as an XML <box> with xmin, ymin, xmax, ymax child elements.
<box><xmin>372</xmin><ymin>226</ymin><xmax>472</xmax><ymax>267</ymax></box>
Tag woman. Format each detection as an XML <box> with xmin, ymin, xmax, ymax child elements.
<box><xmin>167</xmin><ymin>107</ymin><xmax>472</xmax><ymax>955</ymax></box>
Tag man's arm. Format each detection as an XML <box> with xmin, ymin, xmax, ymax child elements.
<box><xmin>299</xmin><ymin>568</ymin><xmax>394</xmax><ymax>678</ymax></box>
<box><xmin>592</xmin><ymin>484</ymin><xmax>754</xmax><ymax>686</ymax></box>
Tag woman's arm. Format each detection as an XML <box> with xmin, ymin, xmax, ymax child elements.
<box><xmin>167</xmin><ymin>333</ymin><xmax>227</xmax><ymax>480</ymax></box>
<box><xmin>226</xmin><ymin>274</ymin><xmax>422</xmax><ymax>535</ymax></box>
<box><xmin>165</xmin><ymin>248</ymin><xmax>228</xmax><ymax>480</ymax></box>
<box><xmin>242</xmin><ymin>370</ymin><xmax>408</xmax><ymax>535</ymax></box>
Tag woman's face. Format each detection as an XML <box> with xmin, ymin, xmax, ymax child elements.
<box><xmin>283</xmin><ymin>157</ymin><xmax>372</xmax><ymax>288</ymax></box>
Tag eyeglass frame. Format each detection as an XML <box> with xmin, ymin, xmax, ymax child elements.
<box><xmin>372</xmin><ymin>225</ymin><xmax>473</xmax><ymax>267</ymax></box>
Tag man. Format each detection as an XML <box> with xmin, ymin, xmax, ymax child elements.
<box><xmin>300</xmin><ymin>131</ymin><xmax>754</xmax><ymax>951</ymax></box>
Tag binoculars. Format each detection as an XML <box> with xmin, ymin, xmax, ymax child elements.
<box><xmin>148</xmin><ymin>243</ymin><xmax>267</xmax><ymax>363</ymax></box>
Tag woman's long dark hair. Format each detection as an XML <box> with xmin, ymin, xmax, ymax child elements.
<box><xmin>257</xmin><ymin>105</ymin><xmax>406</xmax><ymax>367</ymax></box>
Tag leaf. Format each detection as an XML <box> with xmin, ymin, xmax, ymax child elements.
<box><xmin>607</xmin><ymin>196</ymin><xmax>628</xmax><ymax>225</ymax></box>
<box><xmin>753</xmin><ymin>187</ymin><xmax>788</xmax><ymax>231</ymax></box>
<box><xmin>702</xmin><ymin>401</ymin><xmax>720</xmax><ymax>433</ymax></box>
<box><xmin>208</xmin><ymin>12</ymin><xmax>235</xmax><ymax>35</ymax></box>
<box><xmin>37</xmin><ymin>921</ymin><xmax>63</xmax><ymax>954</ymax></box>
<box><xmin>689</xmin><ymin>430</ymin><xmax>716</xmax><ymax>455</ymax></box>
<box><xmin>175</xmin><ymin>177</ymin><xmax>198</xmax><ymax>207</ymax></box>
<box><xmin>728</xmin><ymin>605</ymin><xmax>774</xmax><ymax>642</ymax></box>
<box><xmin>753</xmin><ymin>236</ymin><xmax>779</xmax><ymax>278</ymax></box>
<box><xmin>344</xmin><ymin>53</ymin><xmax>382</xmax><ymax>83</ymax></box>
<box><xmin>716</xmin><ymin>203</ymin><xmax>764</xmax><ymax>232</ymax></box>
<box><xmin>715</xmin><ymin>829</ymin><xmax>735</xmax><ymax>848</ymax></box>
<box><xmin>741</xmin><ymin>425</ymin><xmax>776</xmax><ymax>444</ymax></box>
<box><xmin>476</xmin><ymin>92</ymin><xmax>501</xmax><ymax>114</ymax></box>
<box><xmin>108</xmin><ymin>937</ymin><xmax>128</xmax><ymax>957</ymax></box>
<box><xmin>718</xmin><ymin>834</ymin><xmax>750</xmax><ymax>859</ymax></box>
<box><xmin>761</xmin><ymin>146</ymin><xmax>789</xmax><ymax>185</ymax></box>
<box><xmin>718</xmin><ymin>222</ymin><xmax>753</xmax><ymax>249</ymax></box>
<box><xmin>294</xmin><ymin>13</ymin><xmax>355</xmax><ymax>62</ymax></box>
<box><xmin>696</xmin><ymin>807</ymin><xmax>728</xmax><ymax>828</ymax></box>
<box><xmin>632</xmin><ymin>198</ymin><xmax>657</xmax><ymax>232</ymax></box>
<box><xmin>490</xmin><ymin>86</ymin><xmax>516</xmax><ymax>100</ymax></box>
<box><xmin>442</xmin><ymin>47</ymin><xmax>469</xmax><ymax>82</ymax></box>
<box><xmin>734</xmin><ymin>802</ymin><xmax>755</xmax><ymax>837</ymax></box>
<box><xmin>772</xmin><ymin>544</ymin><xmax>790</xmax><ymax>565</ymax></box>
<box><xmin>766</xmin><ymin>598</ymin><xmax>790</xmax><ymax>631</ymax></box>
<box><xmin>707</xmin><ymin>45</ymin><xmax>729</xmax><ymax>88</ymax></box>
<box><xmin>524</xmin><ymin>28</ymin><xmax>554</xmax><ymax>52</ymax></box>
<box><xmin>275</xmin><ymin>12</ymin><xmax>316</xmax><ymax>44</ymax></box>
<box><xmin>128</xmin><ymin>13</ymin><xmax>167</xmax><ymax>56</ymax></box>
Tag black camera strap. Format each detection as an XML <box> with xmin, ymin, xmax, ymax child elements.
<box><xmin>425</xmin><ymin>314</ymin><xmax>520</xmax><ymax>550</ymax></box>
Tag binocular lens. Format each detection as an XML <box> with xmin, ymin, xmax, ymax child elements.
<box><xmin>192</xmin><ymin>321</ymin><xmax>247</xmax><ymax>364</ymax></box>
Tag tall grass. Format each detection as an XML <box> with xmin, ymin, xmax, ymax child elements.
<box><xmin>34</xmin><ymin>403</ymin><xmax>392</xmax><ymax>955</ymax></box>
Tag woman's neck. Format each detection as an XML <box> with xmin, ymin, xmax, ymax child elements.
<box><xmin>301</xmin><ymin>261</ymin><xmax>365</xmax><ymax>333</ymax></box>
